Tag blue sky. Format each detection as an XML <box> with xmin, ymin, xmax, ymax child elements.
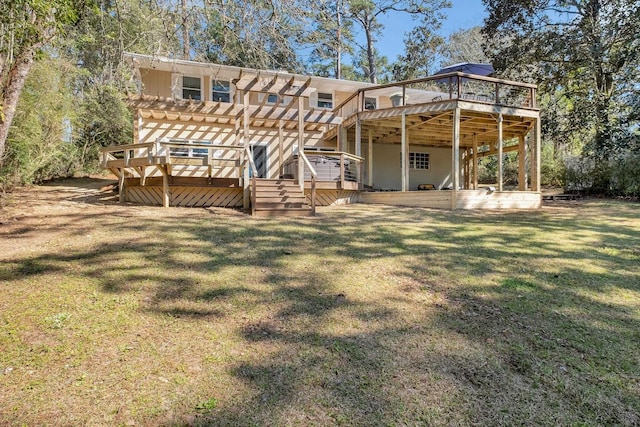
<box><xmin>373</xmin><ymin>0</ymin><xmax>488</xmax><ymax>62</ymax></box>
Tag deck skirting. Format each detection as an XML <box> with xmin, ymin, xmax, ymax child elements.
<box><xmin>305</xmin><ymin>189</ymin><xmax>359</xmax><ymax>206</ymax></box>
<box><xmin>360</xmin><ymin>190</ymin><xmax>541</xmax><ymax>210</ymax></box>
<box><xmin>125</xmin><ymin>185</ymin><xmax>243</xmax><ymax>207</ymax></box>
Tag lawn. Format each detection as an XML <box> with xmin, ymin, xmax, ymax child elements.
<box><xmin>1</xmin><ymin>179</ymin><xmax>639</xmax><ymax>426</ymax></box>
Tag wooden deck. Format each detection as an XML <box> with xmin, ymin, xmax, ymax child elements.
<box><xmin>360</xmin><ymin>190</ymin><xmax>542</xmax><ymax>210</ymax></box>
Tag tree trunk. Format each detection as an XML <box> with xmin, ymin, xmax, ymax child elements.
<box><xmin>336</xmin><ymin>0</ymin><xmax>342</xmax><ymax>79</ymax></box>
<box><xmin>182</xmin><ymin>0</ymin><xmax>190</xmax><ymax>59</ymax></box>
<box><xmin>0</xmin><ymin>46</ymin><xmax>38</xmax><ymax>167</ymax></box>
<box><xmin>364</xmin><ymin>21</ymin><xmax>376</xmax><ymax>84</ymax></box>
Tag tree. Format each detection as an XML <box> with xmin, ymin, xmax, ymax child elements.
<box><xmin>347</xmin><ymin>0</ymin><xmax>450</xmax><ymax>83</ymax></box>
<box><xmin>392</xmin><ymin>17</ymin><xmax>445</xmax><ymax>80</ymax></box>
<box><xmin>1</xmin><ymin>57</ymin><xmax>79</xmax><ymax>187</ymax></box>
<box><xmin>306</xmin><ymin>0</ymin><xmax>355</xmax><ymax>78</ymax></box>
<box><xmin>482</xmin><ymin>0</ymin><xmax>640</xmax><ymax>158</ymax></box>
<box><xmin>438</xmin><ymin>26</ymin><xmax>488</xmax><ymax>66</ymax></box>
<box><xmin>0</xmin><ymin>0</ymin><xmax>82</xmax><ymax>167</ymax></box>
<box><xmin>193</xmin><ymin>0</ymin><xmax>306</xmax><ymax>72</ymax></box>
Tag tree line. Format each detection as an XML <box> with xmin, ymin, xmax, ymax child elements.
<box><xmin>0</xmin><ymin>0</ymin><xmax>638</xmax><ymax>195</ymax></box>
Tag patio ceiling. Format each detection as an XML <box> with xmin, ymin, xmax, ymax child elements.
<box><xmin>338</xmin><ymin>108</ymin><xmax>535</xmax><ymax>148</ymax></box>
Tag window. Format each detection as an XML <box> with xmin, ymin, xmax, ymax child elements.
<box><xmin>182</xmin><ymin>76</ymin><xmax>202</xmax><ymax>100</ymax></box>
<box><xmin>259</xmin><ymin>93</ymin><xmax>293</xmax><ymax>106</ymax></box>
<box><xmin>364</xmin><ymin>97</ymin><xmax>377</xmax><ymax>110</ymax></box>
<box><xmin>400</xmin><ymin>152</ymin><xmax>430</xmax><ymax>169</ymax></box>
<box><xmin>212</xmin><ymin>79</ymin><xmax>231</xmax><ymax>102</ymax></box>
<box><xmin>166</xmin><ymin>138</ymin><xmax>214</xmax><ymax>158</ymax></box>
<box><xmin>317</xmin><ymin>92</ymin><xmax>333</xmax><ymax>108</ymax></box>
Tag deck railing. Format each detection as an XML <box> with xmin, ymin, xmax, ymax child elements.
<box><xmin>100</xmin><ymin>139</ymin><xmax>243</xmax><ymax>170</ymax></box>
<box><xmin>283</xmin><ymin>151</ymin><xmax>363</xmax><ymax>191</ymax></box>
<box><xmin>298</xmin><ymin>151</ymin><xmax>317</xmax><ymax>215</ymax></box>
<box><xmin>333</xmin><ymin>72</ymin><xmax>537</xmax><ymax>119</ymax></box>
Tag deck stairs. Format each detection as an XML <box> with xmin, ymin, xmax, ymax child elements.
<box><xmin>252</xmin><ymin>179</ymin><xmax>313</xmax><ymax>217</ymax></box>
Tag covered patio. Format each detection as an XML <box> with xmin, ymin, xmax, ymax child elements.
<box><xmin>325</xmin><ymin>72</ymin><xmax>542</xmax><ymax>209</ymax></box>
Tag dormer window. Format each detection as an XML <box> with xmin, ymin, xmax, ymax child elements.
<box><xmin>182</xmin><ymin>76</ymin><xmax>202</xmax><ymax>100</ymax></box>
<box><xmin>212</xmin><ymin>80</ymin><xmax>231</xmax><ymax>102</ymax></box>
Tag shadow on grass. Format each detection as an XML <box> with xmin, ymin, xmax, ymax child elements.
<box><xmin>2</xmin><ymin>186</ymin><xmax>639</xmax><ymax>425</ymax></box>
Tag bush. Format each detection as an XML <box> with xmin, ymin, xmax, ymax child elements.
<box><xmin>564</xmin><ymin>152</ymin><xmax>640</xmax><ymax>197</ymax></box>
<box><xmin>0</xmin><ymin>58</ymin><xmax>81</xmax><ymax>190</ymax></box>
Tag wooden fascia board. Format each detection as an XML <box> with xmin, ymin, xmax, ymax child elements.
<box><xmin>234</xmin><ymin>75</ymin><xmax>315</xmax><ymax>97</ymax></box>
<box><xmin>133</xmin><ymin>97</ymin><xmax>342</xmax><ymax>125</ymax></box>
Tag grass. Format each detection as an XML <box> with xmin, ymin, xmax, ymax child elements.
<box><xmin>0</xmin><ymin>178</ymin><xmax>639</xmax><ymax>426</ymax></box>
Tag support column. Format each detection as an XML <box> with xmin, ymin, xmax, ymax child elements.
<box><xmin>497</xmin><ymin>113</ymin><xmax>503</xmax><ymax>192</ymax></box>
<box><xmin>472</xmin><ymin>135</ymin><xmax>478</xmax><ymax>190</ymax></box>
<box><xmin>298</xmin><ymin>96</ymin><xmax>305</xmax><ymax>192</ymax></box>
<box><xmin>355</xmin><ymin>117</ymin><xmax>362</xmax><ymax>187</ymax></box>
<box><xmin>133</xmin><ymin>110</ymin><xmax>140</xmax><ymax>144</ymax></box>
<box><xmin>533</xmin><ymin>117</ymin><xmax>541</xmax><ymax>192</ymax></box>
<box><xmin>368</xmin><ymin>128</ymin><xmax>373</xmax><ymax>187</ymax></box>
<box><xmin>518</xmin><ymin>134</ymin><xmax>526</xmax><ymax>191</ymax></box>
<box><xmin>118</xmin><ymin>171</ymin><xmax>125</xmax><ymax>204</ymax></box>
<box><xmin>278</xmin><ymin>120</ymin><xmax>284</xmax><ymax>178</ymax></box>
<box><xmin>452</xmin><ymin>108</ymin><xmax>461</xmax><ymax>208</ymax></box>
<box><xmin>464</xmin><ymin>149</ymin><xmax>470</xmax><ymax>189</ymax></box>
<box><xmin>355</xmin><ymin>117</ymin><xmax>362</xmax><ymax>157</ymax></box>
<box><xmin>156</xmin><ymin>165</ymin><xmax>170</xmax><ymax>208</ymax></box>
<box><xmin>243</xmin><ymin>91</ymin><xmax>250</xmax><ymax>210</ymax></box>
<box><xmin>338</xmin><ymin>125</ymin><xmax>347</xmax><ymax>152</ymax></box>
<box><xmin>401</xmin><ymin>112</ymin><xmax>408</xmax><ymax>192</ymax></box>
<box><xmin>235</xmin><ymin>112</ymin><xmax>241</xmax><ymax>179</ymax></box>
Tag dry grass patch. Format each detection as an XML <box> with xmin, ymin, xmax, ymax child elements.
<box><xmin>1</xmin><ymin>179</ymin><xmax>639</xmax><ymax>426</ymax></box>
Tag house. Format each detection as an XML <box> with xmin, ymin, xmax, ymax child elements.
<box><xmin>101</xmin><ymin>52</ymin><xmax>542</xmax><ymax>216</ymax></box>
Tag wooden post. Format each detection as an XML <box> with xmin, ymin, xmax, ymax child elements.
<box><xmin>118</xmin><ymin>171</ymin><xmax>125</xmax><ymax>204</ymax></box>
<box><xmin>298</xmin><ymin>96</ymin><xmax>305</xmax><ymax>192</ymax></box>
<box><xmin>339</xmin><ymin>153</ymin><xmax>345</xmax><ymax>188</ymax></box>
<box><xmin>156</xmin><ymin>165</ymin><xmax>170</xmax><ymax>208</ymax></box>
<box><xmin>338</xmin><ymin>125</ymin><xmax>347</xmax><ymax>152</ymax></box>
<box><xmin>133</xmin><ymin>110</ymin><xmax>140</xmax><ymax>144</ymax></box>
<box><xmin>472</xmin><ymin>135</ymin><xmax>478</xmax><ymax>190</ymax></box>
<box><xmin>401</xmin><ymin>112</ymin><xmax>408</xmax><ymax>192</ymax></box>
<box><xmin>355</xmin><ymin>117</ymin><xmax>361</xmax><ymax>157</ymax></box>
<box><xmin>497</xmin><ymin>113</ymin><xmax>503</xmax><ymax>192</ymax></box>
<box><xmin>355</xmin><ymin>117</ymin><xmax>362</xmax><ymax>188</ymax></box>
<box><xmin>235</xmin><ymin>112</ymin><xmax>241</xmax><ymax>179</ymax></box>
<box><xmin>278</xmin><ymin>120</ymin><xmax>284</xmax><ymax>178</ymax></box>
<box><xmin>452</xmin><ymin>107</ymin><xmax>461</xmax><ymax>209</ymax></box>
<box><xmin>243</xmin><ymin>91</ymin><xmax>250</xmax><ymax>210</ymax></box>
<box><xmin>518</xmin><ymin>134</ymin><xmax>526</xmax><ymax>191</ymax></box>
<box><xmin>464</xmin><ymin>149</ymin><xmax>470</xmax><ymax>189</ymax></box>
<box><xmin>533</xmin><ymin>117</ymin><xmax>541</xmax><ymax>192</ymax></box>
<box><xmin>368</xmin><ymin>128</ymin><xmax>373</xmax><ymax>187</ymax></box>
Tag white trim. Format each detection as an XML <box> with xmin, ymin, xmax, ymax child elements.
<box><xmin>316</xmin><ymin>91</ymin><xmax>334</xmax><ymax>109</ymax></box>
<box><xmin>211</xmin><ymin>78</ymin><xmax>234</xmax><ymax>103</ymax></box>
<box><xmin>250</xmin><ymin>141</ymin><xmax>269</xmax><ymax>178</ymax></box>
<box><xmin>364</xmin><ymin>96</ymin><xmax>378</xmax><ymax>110</ymax></box>
<box><xmin>181</xmin><ymin>75</ymin><xmax>203</xmax><ymax>101</ymax></box>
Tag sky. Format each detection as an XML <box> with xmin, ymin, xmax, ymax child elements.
<box><xmin>373</xmin><ymin>0</ymin><xmax>488</xmax><ymax>63</ymax></box>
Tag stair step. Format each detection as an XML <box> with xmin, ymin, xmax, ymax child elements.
<box><xmin>253</xmin><ymin>207</ymin><xmax>313</xmax><ymax>217</ymax></box>
<box><xmin>256</xmin><ymin>195</ymin><xmax>307</xmax><ymax>201</ymax></box>
<box><xmin>255</xmin><ymin>202</ymin><xmax>307</xmax><ymax>209</ymax></box>
<box><xmin>255</xmin><ymin>179</ymin><xmax>297</xmax><ymax>186</ymax></box>
<box><xmin>256</xmin><ymin>191</ymin><xmax>304</xmax><ymax>197</ymax></box>
<box><xmin>251</xmin><ymin>178</ymin><xmax>311</xmax><ymax>217</ymax></box>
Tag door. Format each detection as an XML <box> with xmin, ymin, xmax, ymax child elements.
<box><xmin>251</xmin><ymin>144</ymin><xmax>268</xmax><ymax>178</ymax></box>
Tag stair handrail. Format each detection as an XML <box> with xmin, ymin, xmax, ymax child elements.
<box><xmin>244</xmin><ymin>146</ymin><xmax>259</xmax><ymax>215</ymax></box>
<box><xmin>298</xmin><ymin>151</ymin><xmax>317</xmax><ymax>215</ymax></box>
